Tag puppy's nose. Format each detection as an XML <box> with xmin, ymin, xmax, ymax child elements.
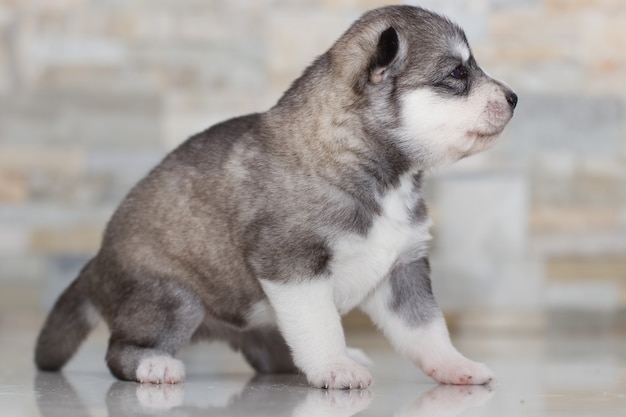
<box><xmin>506</xmin><ymin>91</ymin><xmax>518</xmax><ymax>109</ymax></box>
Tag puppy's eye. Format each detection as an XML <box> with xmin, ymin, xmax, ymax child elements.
<box><xmin>449</xmin><ymin>65</ymin><xmax>468</xmax><ymax>80</ymax></box>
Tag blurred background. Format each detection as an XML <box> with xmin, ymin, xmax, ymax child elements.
<box><xmin>0</xmin><ymin>0</ymin><xmax>625</xmax><ymax>337</ymax></box>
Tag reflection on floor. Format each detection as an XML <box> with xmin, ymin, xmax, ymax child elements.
<box><xmin>2</xmin><ymin>317</ymin><xmax>626</xmax><ymax>416</ymax></box>
<box><xmin>33</xmin><ymin>372</ymin><xmax>495</xmax><ymax>417</ymax></box>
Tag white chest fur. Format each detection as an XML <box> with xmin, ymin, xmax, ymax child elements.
<box><xmin>330</xmin><ymin>173</ymin><xmax>432</xmax><ymax>314</ymax></box>
<box><xmin>249</xmin><ymin>173</ymin><xmax>432</xmax><ymax>329</ymax></box>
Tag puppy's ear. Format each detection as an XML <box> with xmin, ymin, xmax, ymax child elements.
<box><xmin>330</xmin><ymin>23</ymin><xmax>404</xmax><ymax>92</ymax></box>
<box><xmin>369</xmin><ymin>27</ymin><xmax>400</xmax><ymax>84</ymax></box>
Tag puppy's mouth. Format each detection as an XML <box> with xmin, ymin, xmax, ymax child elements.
<box><xmin>467</xmin><ymin>127</ymin><xmax>505</xmax><ymax>140</ymax></box>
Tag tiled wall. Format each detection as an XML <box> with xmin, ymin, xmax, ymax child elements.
<box><xmin>0</xmin><ymin>1</ymin><xmax>625</xmax><ymax>325</ymax></box>
<box><xmin>425</xmin><ymin>0</ymin><xmax>626</xmax><ymax>329</ymax></box>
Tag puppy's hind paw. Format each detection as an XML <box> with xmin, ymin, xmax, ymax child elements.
<box><xmin>136</xmin><ymin>356</ymin><xmax>185</xmax><ymax>385</ymax></box>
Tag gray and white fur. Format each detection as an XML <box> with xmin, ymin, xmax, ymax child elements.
<box><xmin>35</xmin><ymin>5</ymin><xmax>517</xmax><ymax>389</ymax></box>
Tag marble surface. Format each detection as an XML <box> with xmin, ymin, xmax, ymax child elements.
<box><xmin>2</xmin><ymin>318</ymin><xmax>626</xmax><ymax>417</ymax></box>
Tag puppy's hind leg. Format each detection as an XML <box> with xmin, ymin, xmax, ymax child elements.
<box><xmin>360</xmin><ymin>258</ymin><xmax>494</xmax><ymax>385</ymax></box>
<box><xmin>105</xmin><ymin>280</ymin><xmax>205</xmax><ymax>384</ymax></box>
<box><xmin>237</xmin><ymin>327</ymin><xmax>299</xmax><ymax>374</ymax></box>
<box><xmin>237</xmin><ymin>324</ymin><xmax>370</xmax><ymax>374</ymax></box>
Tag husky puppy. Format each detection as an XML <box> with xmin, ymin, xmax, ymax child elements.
<box><xmin>35</xmin><ymin>5</ymin><xmax>517</xmax><ymax>389</ymax></box>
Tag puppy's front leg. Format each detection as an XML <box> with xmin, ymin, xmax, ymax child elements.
<box><xmin>361</xmin><ymin>258</ymin><xmax>494</xmax><ymax>385</ymax></box>
<box><xmin>260</xmin><ymin>279</ymin><xmax>372</xmax><ymax>389</ymax></box>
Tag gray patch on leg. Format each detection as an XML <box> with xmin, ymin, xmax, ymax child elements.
<box><xmin>106</xmin><ymin>343</ymin><xmax>164</xmax><ymax>382</ymax></box>
<box><xmin>389</xmin><ymin>257</ymin><xmax>439</xmax><ymax>326</ymax></box>
<box><xmin>237</xmin><ymin>328</ymin><xmax>298</xmax><ymax>374</ymax></box>
<box><xmin>104</xmin><ymin>279</ymin><xmax>205</xmax><ymax>382</ymax></box>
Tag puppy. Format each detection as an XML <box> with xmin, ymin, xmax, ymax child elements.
<box><xmin>35</xmin><ymin>5</ymin><xmax>517</xmax><ymax>389</ymax></box>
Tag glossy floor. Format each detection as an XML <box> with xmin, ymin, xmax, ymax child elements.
<box><xmin>2</xmin><ymin>318</ymin><xmax>626</xmax><ymax>416</ymax></box>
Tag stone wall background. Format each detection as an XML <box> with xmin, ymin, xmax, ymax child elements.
<box><xmin>0</xmin><ymin>0</ymin><xmax>625</xmax><ymax>331</ymax></box>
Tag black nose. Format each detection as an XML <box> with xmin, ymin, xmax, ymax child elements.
<box><xmin>506</xmin><ymin>91</ymin><xmax>518</xmax><ymax>109</ymax></box>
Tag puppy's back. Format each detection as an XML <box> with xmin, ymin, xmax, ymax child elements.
<box><xmin>92</xmin><ymin>113</ymin><xmax>270</xmax><ymax>321</ymax></box>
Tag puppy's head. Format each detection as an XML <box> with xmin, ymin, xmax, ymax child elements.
<box><xmin>331</xmin><ymin>6</ymin><xmax>517</xmax><ymax>168</ymax></box>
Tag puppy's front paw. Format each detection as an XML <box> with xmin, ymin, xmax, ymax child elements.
<box><xmin>423</xmin><ymin>356</ymin><xmax>494</xmax><ymax>385</ymax></box>
<box><xmin>307</xmin><ymin>358</ymin><xmax>373</xmax><ymax>390</ymax></box>
<box><xmin>136</xmin><ymin>356</ymin><xmax>185</xmax><ymax>384</ymax></box>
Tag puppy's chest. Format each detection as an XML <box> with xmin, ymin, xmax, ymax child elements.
<box><xmin>330</xmin><ymin>175</ymin><xmax>432</xmax><ymax>313</ymax></box>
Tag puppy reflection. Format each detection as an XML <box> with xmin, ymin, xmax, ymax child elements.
<box><xmin>107</xmin><ymin>374</ymin><xmax>371</xmax><ymax>417</ymax></box>
<box><xmin>395</xmin><ymin>385</ymin><xmax>494</xmax><ymax>417</ymax></box>
<box><xmin>35</xmin><ymin>372</ymin><xmax>492</xmax><ymax>417</ymax></box>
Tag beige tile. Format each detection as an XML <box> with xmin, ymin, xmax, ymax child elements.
<box><xmin>547</xmin><ymin>257</ymin><xmax>626</xmax><ymax>281</ymax></box>
<box><xmin>0</xmin><ymin>172</ymin><xmax>28</xmax><ymax>203</ymax></box>
<box><xmin>30</xmin><ymin>226</ymin><xmax>103</xmax><ymax>255</ymax></box>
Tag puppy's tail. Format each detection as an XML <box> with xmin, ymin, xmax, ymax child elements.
<box><xmin>35</xmin><ymin>259</ymin><xmax>100</xmax><ymax>371</ymax></box>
